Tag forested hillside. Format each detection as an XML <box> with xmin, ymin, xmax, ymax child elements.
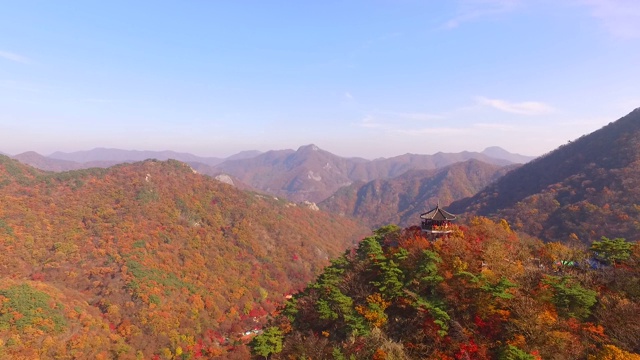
<box><xmin>253</xmin><ymin>221</ymin><xmax>640</xmax><ymax>359</ymax></box>
<box><xmin>450</xmin><ymin>108</ymin><xmax>640</xmax><ymax>244</ymax></box>
<box><xmin>320</xmin><ymin>159</ymin><xmax>515</xmax><ymax>228</ymax></box>
<box><xmin>0</xmin><ymin>156</ymin><xmax>368</xmax><ymax>358</ymax></box>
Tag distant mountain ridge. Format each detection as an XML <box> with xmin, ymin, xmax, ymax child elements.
<box><xmin>450</xmin><ymin>107</ymin><xmax>640</xmax><ymax>243</ymax></box>
<box><xmin>319</xmin><ymin>159</ymin><xmax>517</xmax><ymax>228</ymax></box>
<box><xmin>212</xmin><ymin>144</ymin><xmax>524</xmax><ymax>202</ymax></box>
<box><xmin>7</xmin><ymin>148</ymin><xmax>264</xmax><ymax>174</ymax></box>
<box><xmin>49</xmin><ymin>147</ymin><xmax>226</xmax><ymax>166</ymax></box>
<box><xmin>6</xmin><ymin>145</ymin><xmax>532</xmax><ymax>203</ymax></box>
<box><xmin>12</xmin><ymin>151</ymin><xmax>85</xmax><ymax>172</ymax></box>
<box><xmin>481</xmin><ymin>146</ymin><xmax>536</xmax><ymax>163</ymax></box>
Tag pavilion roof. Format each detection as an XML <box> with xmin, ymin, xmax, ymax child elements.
<box><xmin>420</xmin><ymin>205</ymin><xmax>456</xmax><ymax>221</ymax></box>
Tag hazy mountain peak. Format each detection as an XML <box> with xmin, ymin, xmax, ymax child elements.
<box><xmin>481</xmin><ymin>146</ymin><xmax>535</xmax><ymax>164</ymax></box>
<box><xmin>482</xmin><ymin>146</ymin><xmax>509</xmax><ymax>154</ymax></box>
<box><xmin>225</xmin><ymin>150</ymin><xmax>262</xmax><ymax>161</ymax></box>
<box><xmin>297</xmin><ymin>144</ymin><xmax>321</xmax><ymax>152</ymax></box>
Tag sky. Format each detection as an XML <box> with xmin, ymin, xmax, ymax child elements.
<box><xmin>1</xmin><ymin>0</ymin><xmax>640</xmax><ymax>159</ymax></box>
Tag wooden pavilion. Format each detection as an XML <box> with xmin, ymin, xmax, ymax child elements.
<box><xmin>420</xmin><ymin>204</ymin><xmax>456</xmax><ymax>236</ymax></box>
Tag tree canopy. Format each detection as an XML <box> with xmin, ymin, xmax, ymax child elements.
<box><xmin>254</xmin><ymin>220</ymin><xmax>640</xmax><ymax>359</ymax></box>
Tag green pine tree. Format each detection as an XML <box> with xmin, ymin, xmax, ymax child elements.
<box><xmin>249</xmin><ymin>327</ymin><xmax>283</xmax><ymax>359</ymax></box>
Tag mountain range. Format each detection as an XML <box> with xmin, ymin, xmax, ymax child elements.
<box><xmin>49</xmin><ymin>148</ymin><xmax>227</xmax><ymax>165</ymax></box>
<box><xmin>211</xmin><ymin>145</ymin><xmax>529</xmax><ymax>202</ymax></box>
<box><xmin>9</xmin><ymin>104</ymin><xmax>640</xmax><ymax>245</ymax></box>
<box><xmin>7</xmin><ymin>146</ymin><xmax>533</xmax><ymax>204</ymax></box>
<box><xmin>8</xmin><ymin>148</ymin><xmax>264</xmax><ymax>172</ymax></box>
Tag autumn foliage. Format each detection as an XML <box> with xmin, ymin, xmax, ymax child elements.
<box><xmin>0</xmin><ymin>156</ymin><xmax>368</xmax><ymax>358</ymax></box>
<box><xmin>256</xmin><ymin>218</ymin><xmax>640</xmax><ymax>359</ymax></box>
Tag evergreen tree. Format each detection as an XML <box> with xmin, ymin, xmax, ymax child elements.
<box><xmin>590</xmin><ymin>236</ymin><xmax>634</xmax><ymax>265</ymax></box>
<box><xmin>250</xmin><ymin>327</ymin><xmax>283</xmax><ymax>359</ymax></box>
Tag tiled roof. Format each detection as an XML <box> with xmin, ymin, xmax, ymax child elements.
<box><xmin>420</xmin><ymin>205</ymin><xmax>456</xmax><ymax>221</ymax></box>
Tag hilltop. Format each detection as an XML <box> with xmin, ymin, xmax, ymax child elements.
<box><xmin>252</xmin><ymin>221</ymin><xmax>640</xmax><ymax>359</ymax></box>
<box><xmin>0</xmin><ymin>156</ymin><xmax>368</xmax><ymax>358</ymax></box>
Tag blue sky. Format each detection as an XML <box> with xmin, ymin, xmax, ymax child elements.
<box><xmin>1</xmin><ymin>0</ymin><xmax>639</xmax><ymax>158</ymax></box>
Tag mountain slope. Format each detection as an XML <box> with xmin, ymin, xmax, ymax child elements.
<box><xmin>450</xmin><ymin>108</ymin><xmax>640</xmax><ymax>243</ymax></box>
<box><xmin>254</xmin><ymin>222</ymin><xmax>640</xmax><ymax>359</ymax></box>
<box><xmin>12</xmin><ymin>151</ymin><xmax>85</xmax><ymax>172</ymax></box>
<box><xmin>212</xmin><ymin>145</ymin><xmax>356</xmax><ymax>203</ymax></box>
<box><xmin>320</xmin><ymin>159</ymin><xmax>516</xmax><ymax>228</ymax></box>
<box><xmin>214</xmin><ymin>145</ymin><xmax>516</xmax><ymax>203</ymax></box>
<box><xmin>226</xmin><ymin>150</ymin><xmax>263</xmax><ymax>161</ymax></box>
<box><xmin>0</xmin><ymin>156</ymin><xmax>368</xmax><ymax>358</ymax></box>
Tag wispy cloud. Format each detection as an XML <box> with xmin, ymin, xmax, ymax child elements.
<box><xmin>0</xmin><ymin>80</ymin><xmax>41</xmax><ymax>92</ymax></box>
<box><xmin>357</xmin><ymin>115</ymin><xmax>385</xmax><ymax>129</ymax></box>
<box><xmin>389</xmin><ymin>112</ymin><xmax>445</xmax><ymax>121</ymax></box>
<box><xmin>476</xmin><ymin>96</ymin><xmax>554</xmax><ymax>115</ymax></box>
<box><xmin>398</xmin><ymin>121</ymin><xmax>517</xmax><ymax>136</ymax></box>
<box><xmin>344</xmin><ymin>92</ymin><xmax>354</xmax><ymax>100</ymax></box>
<box><xmin>355</xmin><ymin>111</ymin><xmax>446</xmax><ymax>131</ymax></box>
<box><xmin>578</xmin><ymin>0</ymin><xmax>640</xmax><ymax>39</ymax></box>
<box><xmin>396</xmin><ymin>127</ymin><xmax>466</xmax><ymax>136</ymax></box>
<box><xmin>472</xmin><ymin>122</ymin><xmax>516</xmax><ymax>131</ymax></box>
<box><xmin>0</xmin><ymin>51</ymin><xmax>31</xmax><ymax>64</ymax></box>
<box><xmin>444</xmin><ymin>0</ymin><xmax>521</xmax><ymax>29</ymax></box>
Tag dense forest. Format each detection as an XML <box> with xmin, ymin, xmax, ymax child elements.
<box><xmin>252</xmin><ymin>220</ymin><xmax>640</xmax><ymax>359</ymax></box>
<box><xmin>0</xmin><ymin>155</ymin><xmax>368</xmax><ymax>358</ymax></box>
